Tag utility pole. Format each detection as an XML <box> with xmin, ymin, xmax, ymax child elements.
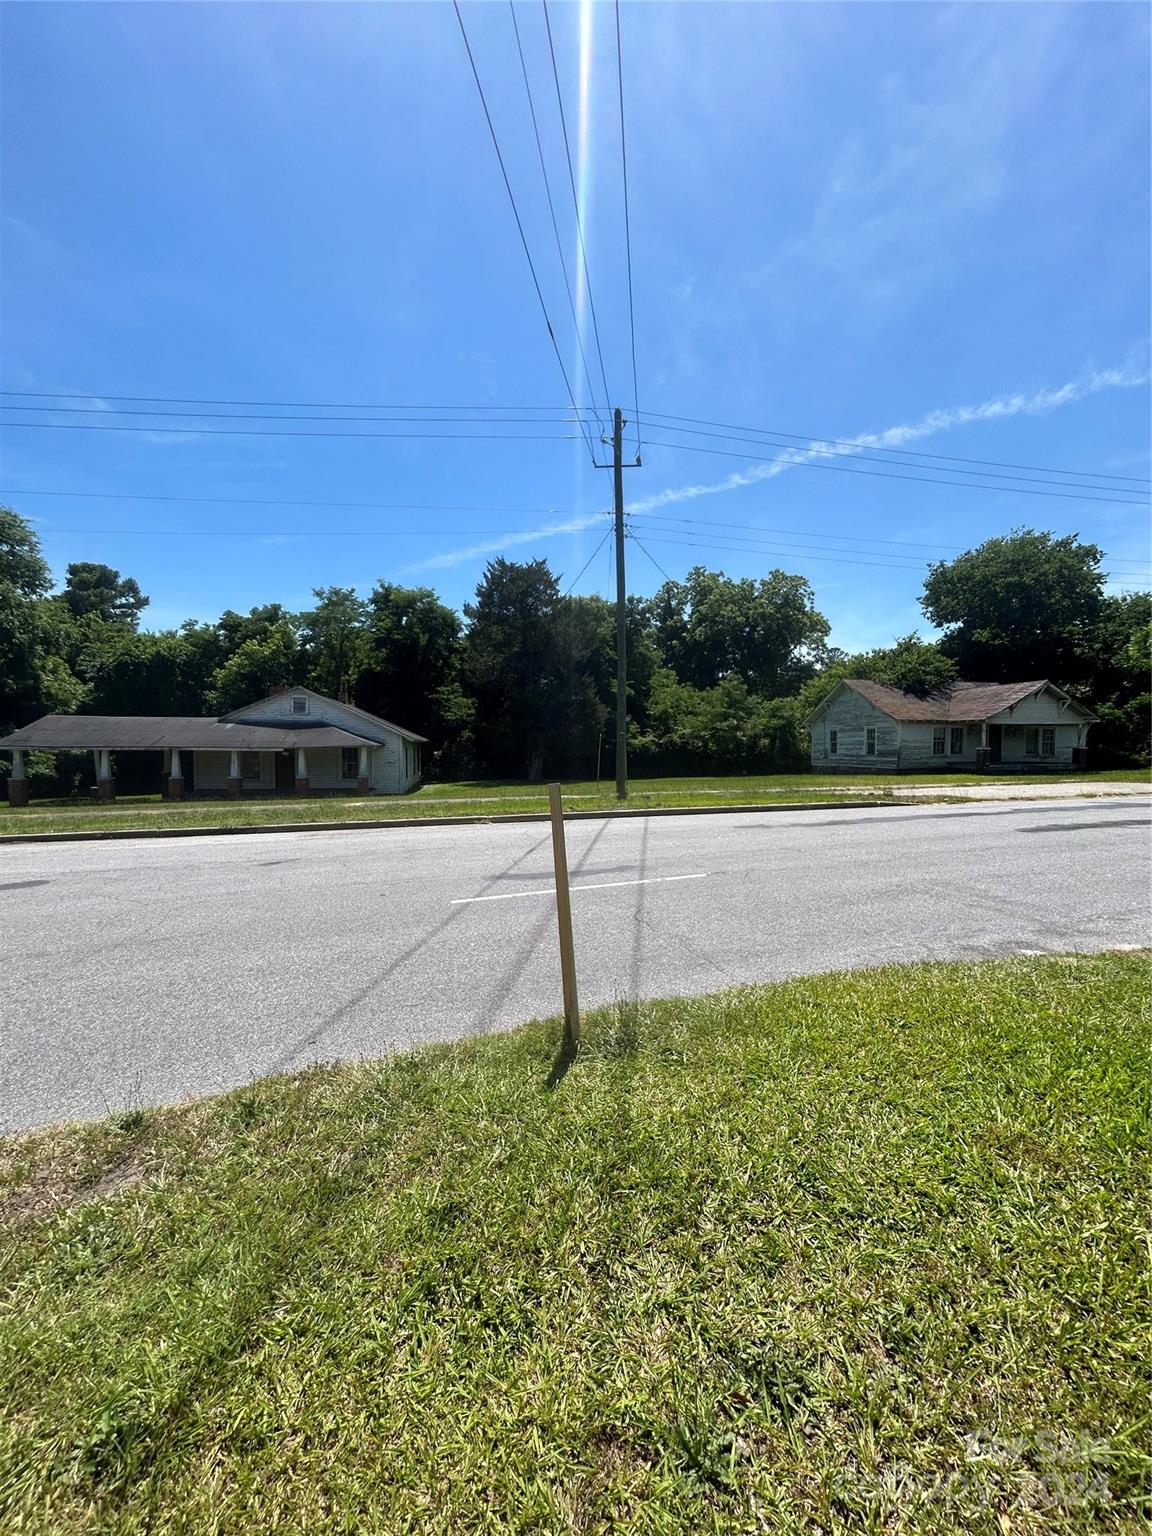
<box><xmin>613</xmin><ymin>406</ymin><xmax>628</xmax><ymax>800</ymax></box>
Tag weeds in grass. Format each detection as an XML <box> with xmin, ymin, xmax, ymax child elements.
<box><xmin>0</xmin><ymin>954</ymin><xmax>1148</xmax><ymax>1534</ymax></box>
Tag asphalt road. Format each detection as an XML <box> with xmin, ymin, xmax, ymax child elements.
<box><xmin>3</xmin><ymin>796</ymin><xmax>1149</xmax><ymax>1133</ymax></box>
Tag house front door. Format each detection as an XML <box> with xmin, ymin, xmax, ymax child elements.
<box><xmin>988</xmin><ymin>724</ymin><xmax>1003</xmax><ymax>765</ymax></box>
<box><xmin>274</xmin><ymin>750</ymin><xmax>295</xmax><ymax>791</ymax></box>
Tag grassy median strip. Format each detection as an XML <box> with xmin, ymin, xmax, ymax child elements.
<box><xmin>2</xmin><ymin>768</ymin><xmax>1147</xmax><ymax>837</ymax></box>
<box><xmin>2</xmin><ymin>953</ymin><xmax>1148</xmax><ymax>1533</ymax></box>
<box><xmin>0</xmin><ymin>787</ymin><xmax>855</xmax><ymax>836</ymax></box>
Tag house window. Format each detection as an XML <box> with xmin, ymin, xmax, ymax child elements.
<box><xmin>1041</xmin><ymin>727</ymin><xmax>1055</xmax><ymax>757</ymax></box>
<box><xmin>865</xmin><ymin>727</ymin><xmax>876</xmax><ymax>756</ymax></box>
<box><xmin>932</xmin><ymin>725</ymin><xmax>946</xmax><ymax>756</ymax></box>
<box><xmin>239</xmin><ymin>752</ymin><xmax>262</xmax><ymax>780</ymax></box>
<box><xmin>291</xmin><ymin>696</ymin><xmax>307</xmax><ymax>715</ymax></box>
<box><xmin>829</xmin><ymin>729</ymin><xmax>838</xmax><ymax>756</ymax></box>
<box><xmin>1025</xmin><ymin>727</ymin><xmax>1039</xmax><ymax>756</ymax></box>
<box><xmin>340</xmin><ymin>747</ymin><xmax>360</xmax><ymax>780</ymax></box>
<box><xmin>949</xmin><ymin>726</ymin><xmax>964</xmax><ymax>756</ymax></box>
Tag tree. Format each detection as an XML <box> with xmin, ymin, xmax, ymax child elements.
<box><xmin>1</xmin><ymin>505</ymin><xmax>52</xmax><ymax>597</ymax></box>
<box><xmin>1083</xmin><ymin>591</ymin><xmax>1151</xmax><ymax>764</ymax></box>
<box><xmin>299</xmin><ymin>586</ymin><xmax>369</xmax><ymax>698</ymax></box>
<box><xmin>921</xmin><ymin>530</ymin><xmax>1105</xmax><ymax>682</ymax></box>
<box><xmin>74</xmin><ymin>623</ymin><xmax>223</xmax><ymax>718</ymax></box>
<box><xmin>359</xmin><ymin>584</ymin><xmax>461</xmax><ymax>728</ymax></box>
<box><xmin>215</xmin><ymin>603</ymin><xmax>295</xmax><ymax>654</ymax></box>
<box><xmin>462</xmin><ymin>559</ymin><xmax>595</xmax><ymax>779</ymax></box>
<box><xmin>634</xmin><ymin>669</ymin><xmax>806</xmax><ymax>773</ymax></box>
<box><xmin>647</xmin><ymin>566</ymin><xmax>830</xmax><ymax>696</ymax></box>
<box><xmin>357</xmin><ymin>583</ymin><xmax>471</xmax><ymax>775</ymax></box>
<box><xmin>205</xmin><ymin>622</ymin><xmax>303</xmax><ymax>713</ymax></box>
<box><xmin>59</xmin><ymin>562</ymin><xmax>149</xmax><ymax>628</ymax></box>
<box><xmin>0</xmin><ymin>507</ymin><xmax>85</xmax><ymax>732</ymax></box>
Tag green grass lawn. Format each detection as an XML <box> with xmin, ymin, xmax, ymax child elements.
<box><xmin>1</xmin><ymin>767</ymin><xmax>1147</xmax><ymax>837</ymax></box>
<box><xmin>2</xmin><ymin>954</ymin><xmax>1147</xmax><ymax>1533</ymax></box>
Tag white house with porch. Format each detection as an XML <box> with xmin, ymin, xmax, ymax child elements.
<box><xmin>805</xmin><ymin>678</ymin><xmax>1095</xmax><ymax>772</ymax></box>
<box><xmin>1</xmin><ymin>687</ymin><xmax>425</xmax><ymax>804</ymax></box>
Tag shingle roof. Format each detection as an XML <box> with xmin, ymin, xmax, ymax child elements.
<box><xmin>838</xmin><ymin>678</ymin><xmax>1094</xmax><ymax>722</ymax></box>
<box><xmin>0</xmin><ymin>717</ymin><xmax>380</xmax><ymax>751</ymax></box>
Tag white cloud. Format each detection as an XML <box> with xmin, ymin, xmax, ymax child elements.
<box><xmin>401</xmin><ymin>361</ymin><xmax>1148</xmax><ymax>574</ymax></box>
<box><xmin>628</xmin><ymin>361</ymin><xmax>1151</xmax><ymax>518</ymax></box>
<box><xmin>405</xmin><ymin>511</ymin><xmax>610</xmax><ymax>572</ymax></box>
<box><xmin>758</xmin><ymin>6</ymin><xmax>1074</xmax><ymax>316</ymax></box>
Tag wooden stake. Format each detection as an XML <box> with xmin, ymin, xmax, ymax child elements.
<box><xmin>547</xmin><ymin>782</ymin><xmax>580</xmax><ymax>1050</ymax></box>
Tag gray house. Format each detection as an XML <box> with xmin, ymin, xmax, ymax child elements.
<box><xmin>805</xmin><ymin>678</ymin><xmax>1095</xmax><ymax>773</ymax></box>
<box><xmin>1</xmin><ymin>687</ymin><xmax>425</xmax><ymax>804</ymax></box>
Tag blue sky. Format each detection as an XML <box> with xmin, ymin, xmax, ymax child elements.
<box><xmin>2</xmin><ymin>0</ymin><xmax>1149</xmax><ymax>651</ymax></box>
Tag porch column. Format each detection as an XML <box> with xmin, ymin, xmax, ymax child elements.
<box><xmin>1072</xmin><ymin>722</ymin><xmax>1088</xmax><ymax>770</ymax></box>
<box><xmin>227</xmin><ymin>749</ymin><xmax>242</xmax><ymax>799</ymax></box>
<box><xmin>95</xmin><ymin>748</ymin><xmax>115</xmax><ymax>802</ymax></box>
<box><xmin>295</xmin><ymin>746</ymin><xmax>309</xmax><ymax>795</ymax></box>
<box><xmin>167</xmin><ymin>746</ymin><xmax>185</xmax><ymax>801</ymax></box>
<box><xmin>8</xmin><ymin>748</ymin><xmax>28</xmax><ymax>807</ymax></box>
<box><xmin>975</xmin><ymin>721</ymin><xmax>990</xmax><ymax>772</ymax></box>
<box><xmin>356</xmin><ymin>744</ymin><xmax>371</xmax><ymax>795</ymax></box>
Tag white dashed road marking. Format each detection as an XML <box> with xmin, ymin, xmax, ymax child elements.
<box><xmin>451</xmin><ymin>872</ymin><xmax>710</xmax><ymax>904</ymax></box>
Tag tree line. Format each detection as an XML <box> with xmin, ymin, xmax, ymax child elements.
<box><xmin>1</xmin><ymin>506</ymin><xmax>1147</xmax><ymax>790</ymax></box>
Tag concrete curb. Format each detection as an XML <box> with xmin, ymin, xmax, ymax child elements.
<box><xmin>0</xmin><ymin>797</ymin><xmax>897</xmax><ymax>845</ymax></box>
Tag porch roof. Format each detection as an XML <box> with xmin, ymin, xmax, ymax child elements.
<box><xmin>0</xmin><ymin>716</ymin><xmax>377</xmax><ymax>751</ymax></box>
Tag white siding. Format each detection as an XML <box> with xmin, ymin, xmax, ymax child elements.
<box><xmin>990</xmin><ymin>689</ymin><xmax>1078</xmax><ymax>725</ymax></box>
<box><xmin>371</xmin><ymin>741</ymin><xmax>404</xmax><ymax>794</ymax></box>
<box><xmin>194</xmin><ymin>752</ymin><xmax>229</xmax><ymax>791</ymax></box>
<box><xmin>810</xmin><ymin>688</ymin><xmax>899</xmax><ymax>771</ymax></box>
<box><xmin>996</xmin><ymin>722</ymin><xmax>1080</xmax><ymax>766</ymax></box>
<box><xmin>298</xmin><ymin>746</ymin><xmax>340</xmax><ymax>789</ymax></box>
<box><xmin>193</xmin><ymin>751</ymin><xmax>276</xmax><ymax>791</ymax></box>
<box><xmin>895</xmin><ymin>721</ymin><xmax>980</xmax><ymax>769</ymax></box>
<box><xmin>228</xmin><ymin>690</ymin><xmax>415</xmax><ymax>746</ymax></box>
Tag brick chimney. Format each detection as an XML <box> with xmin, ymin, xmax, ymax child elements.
<box><xmin>268</xmin><ymin>685</ymin><xmax>289</xmax><ymax>698</ymax></box>
<box><xmin>337</xmin><ymin>689</ymin><xmax>350</xmax><ymax>704</ymax></box>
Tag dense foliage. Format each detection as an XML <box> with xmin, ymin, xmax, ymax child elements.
<box><xmin>0</xmin><ymin>506</ymin><xmax>1147</xmax><ymax>789</ymax></box>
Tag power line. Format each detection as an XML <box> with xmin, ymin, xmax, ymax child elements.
<box><xmin>2</xmin><ymin>421</ymin><xmax>581</xmax><ymax>442</ymax></box>
<box><xmin>626</xmin><ymin>530</ymin><xmax>937</xmax><ymax>573</ymax></box>
<box><xmin>31</xmin><ymin>526</ymin><xmax>599</xmax><ymax>539</ymax></box>
<box><xmin>636</xmin><ymin>418</ymin><xmax>1149</xmax><ymax>497</ymax></box>
<box><xmin>9</xmin><ymin>486</ymin><xmax>1147</xmax><ymax>568</ymax></box>
<box><xmin>509</xmin><ymin>0</ymin><xmax>607</xmax><ymax>439</ymax></box>
<box><xmin>626</xmin><ymin>529</ymin><xmax>674</xmax><ymax>584</ymax></box>
<box><xmin>636</xmin><ymin>528</ymin><xmax>1148</xmax><ymax>580</ymax></box>
<box><xmin>0</xmin><ymin>389</ymin><xmax>588</xmax><ymax>411</ymax></box>
<box><xmin>632</xmin><ymin>509</ymin><xmax>959</xmax><ymax>552</ymax></box>
<box><xmin>8</xmin><ymin>386</ymin><xmax>1146</xmax><ymax>486</ymax></box>
<box><xmin>615</xmin><ymin>0</ymin><xmax>640</xmax><ymax>460</ymax></box>
<box><xmin>6</xmin><ymin>404</ymin><xmax>1134</xmax><ymax>499</ymax></box>
<box><xmin>1</xmin><ymin>404</ymin><xmax>583</xmax><ymax>424</ymax></box>
<box><xmin>635</xmin><ymin>521</ymin><xmax>939</xmax><ymax>566</ymax></box>
<box><xmin>541</xmin><ymin>0</ymin><xmax>613</xmax><ymax>414</ymax></box>
<box><xmin>20</xmin><ymin>512</ymin><xmax>1147</xmax><ymax>574</ymax></box>
<box><xmin>641</xmin><ymin>409</ymin><xmax>1152</xmax><ymax>486</ymax></box>
<box><xmin>637</xmin><ymin>433</ymin><xmax>1149</xmax><ymax>506</ymax></box>
<box><xmin>452</xmin><ymin>0</ymin><xmax>599</xmax><ymax>466</ymax></box>
<box><xmin>561</xmin><ymin>527</ymin><xmax>612</xmax><ymax>595</ymax></box>
<box><xmin>3</xmin><ymin>488</ymin><xmax>603</xmax><ymax>513</ymax></box>
<box><xmin>631</xmin><ymin>510</ymin><xmax>1152</xmax><ymax>566</ymax></box>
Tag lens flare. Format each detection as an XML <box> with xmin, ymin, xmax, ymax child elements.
<box><xmin>574</xmin><ymin>0</ymin><xmax>594</xmax><ymax>407</ymax></box>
